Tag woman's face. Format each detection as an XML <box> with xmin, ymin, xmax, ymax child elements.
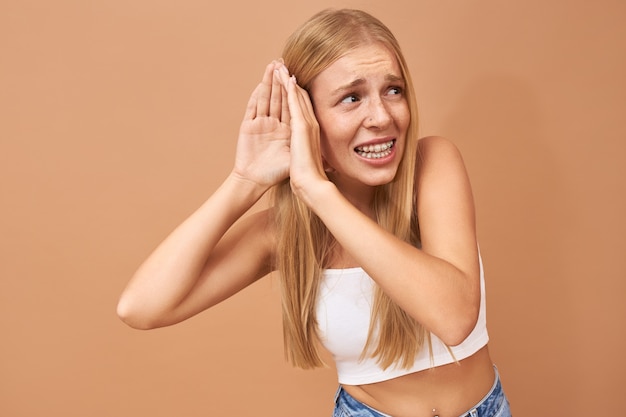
<box><xmin>309</xmin><ymin>42</ymin><xmax>410</xmax><ymax>193</ymax></box>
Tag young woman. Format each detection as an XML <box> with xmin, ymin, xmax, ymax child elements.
<box><xmin>117</xmin><ymin>9</ymin><xmax>511</xmax><ymax>417</ymax></box>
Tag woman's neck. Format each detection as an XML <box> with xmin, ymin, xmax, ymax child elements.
<box><xmin>332</xmin><ymin>180</ymin><xmax>377</xmax><ymax>219</ymax></box>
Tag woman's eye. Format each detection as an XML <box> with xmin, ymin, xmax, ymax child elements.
<box><xmin>341</xmin><ymin>95</ymin><xmax>359</xmax><ymax>104</ymax></box>
<box><xmin>388</xmin><ymin>87</ymin><xmax>403</xmax><ymax>96</ymax></box>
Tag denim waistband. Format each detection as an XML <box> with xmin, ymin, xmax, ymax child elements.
<box><xmin>458</xmin><ymin>366</ymin><xmax>509</xmax><ymax>417</ymax></box>
<box><xmin>333</xmin><ymin>366</ymin><xmax>510</xmax><ymax>417</ymax></box>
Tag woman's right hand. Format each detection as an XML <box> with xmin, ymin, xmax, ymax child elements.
<box><xmin>232</xmin><ymin>61</ymin><xmax>291</xmax><ymax>189</ymax></box>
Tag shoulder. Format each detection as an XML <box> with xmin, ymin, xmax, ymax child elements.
<box><xmin>416</xmin><ymin>136</ymin><xmax>465</xmax><ymax>168</ymax></box>
<box><xmin>416</xmin><ymin>136</ymin><xmax>467</xmax><ymax>182</ymax></box>
<box><xmin>413</xmin><ymin>137</ymin><xmax>477</xmax><ymax>263</ymax></box>
<box><xmin>414</xmin><ymin>136</ymin><xmax>473</xmax><ymax>206</ymax></box>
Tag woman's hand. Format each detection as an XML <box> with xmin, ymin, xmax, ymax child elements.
<box><xmin>275</xmin><ymin>66</ymin><xmax>330</xmax><ymax>203</ymax></box>
<box><xmin>232</xmin><ymin>61</ymin><xmax>292</xmax><ymax>189</ymax></box>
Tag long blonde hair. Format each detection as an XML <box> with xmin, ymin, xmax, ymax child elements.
<box><xmin>273</xmin><ymin>9</ymin><xmax>426</xmax><ymax>370</ymax></box>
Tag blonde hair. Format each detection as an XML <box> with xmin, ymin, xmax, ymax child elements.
<box><xmin>272</xmin><ymin>9</ymin><xmax>426</xmax><ymax>370</ymax></box>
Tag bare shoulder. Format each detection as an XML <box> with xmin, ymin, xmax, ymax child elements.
<box><xmin>417</xmin><ymin>136</ymin><xmax>465</xmax><ymax>167</ymax></box>
<box><xmin>415</xmin><ymin>136</ymin><xmax>469</xmax><ymax>183</ymax></box>
<box><xmin>414</xmin><ymin>135</ymin><xmax>476</xmax><ymax>247</ymax></box>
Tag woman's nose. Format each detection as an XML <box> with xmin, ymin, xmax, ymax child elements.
<box><xmin>363</xmin><ymin>98</ymin><xmax>392</xmax><ymax>129</ymax></box>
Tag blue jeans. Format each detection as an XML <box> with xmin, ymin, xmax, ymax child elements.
<box><xmin>333</xmin><ymin>367</ymin><xmax>511</xmax><ymax>417</ymax></box>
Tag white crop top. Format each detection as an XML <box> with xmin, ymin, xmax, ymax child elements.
<box><xmin>316</xmin><ymin>256</ymin><xmax>489</xmax><ymax>385</ymax></box>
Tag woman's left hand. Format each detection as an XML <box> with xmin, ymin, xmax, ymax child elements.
<box><xmin>275</xmin><ymin>66</ymin><xmax>331</xmax><ymax>203</ymax></box>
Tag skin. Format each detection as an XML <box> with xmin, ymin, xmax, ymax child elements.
<box><xmin>307</xmin><ymin>44</ymin><xmax>409</xmax><ymax>209</ymax></box>
<box><xmin>117</xmin><ymin>44</ymin><xmax>495</xmax><ymax>417</ymax></box>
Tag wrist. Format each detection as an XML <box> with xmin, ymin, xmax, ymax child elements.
<box><xmin>293</xmin><ymin>179</ymin><xmax>337</xmax><ymax>212</ymax></box>
<box><xmin>225</xmin><ymin>172</ymin><xmax>271</xmax><ymax>204</ymax></box>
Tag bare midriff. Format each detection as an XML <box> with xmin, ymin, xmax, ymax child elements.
<box><xmin>342</xmin><ymin>346</ymin><xmax>495</xmax><ymax>417</ymax></box>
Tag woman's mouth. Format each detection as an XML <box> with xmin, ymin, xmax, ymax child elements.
<box><xmin>354</xmin><ymin>139</ymin><xmax>395</xmax><ymax>159</ymax></box>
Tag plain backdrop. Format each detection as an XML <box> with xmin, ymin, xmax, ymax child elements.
<box><xmin>1</xmin><ymin>0</ymin><xmax>625</xmax><ymax>416</ymax></box>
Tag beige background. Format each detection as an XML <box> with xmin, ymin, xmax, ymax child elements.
<box><xmin>1</xmin><ymin>0</ymin><xmax>625</xmax><ymax>416</ymax></box>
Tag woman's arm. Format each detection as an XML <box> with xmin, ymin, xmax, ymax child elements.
<box><xmin>116</xmin><ymin>177</ymin><xmax>273</xmax><ymax>329</ymax></box>
<box><xmin>306</xmin><ymin>137</ymin><xmax>480</xmax><ymax>346</ymax></box>
<box><xmin>117</xmin><ymin>61</ymin><xmax>290</xmax><ymax>329</ymax></box>
<box><xmin>278</xmin><ymin>71</ymin><xmax>480</xmax><ymax>345</ymax></box>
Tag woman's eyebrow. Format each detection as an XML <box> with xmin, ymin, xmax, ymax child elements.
<box><xmin>331</xmin><ymin>74</ymin><xmax>405</xmax><ymax>96</ymax></box>
<box><xmin>331</xmin><ymin>78</ymin><xmax>366</xmax><ymax>96</ymax></box>
<box><xmin>385</xmin><ymin>74</ymin><xmax>404</xmax><ymax>83</ymax></box>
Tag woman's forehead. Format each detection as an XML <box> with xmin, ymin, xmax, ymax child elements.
<box><xmin>311</xmin><ymin>44</ymin><xmax>402</xmax><ymax>93</ymax></box>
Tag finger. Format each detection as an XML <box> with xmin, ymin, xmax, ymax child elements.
<box><xmin>280</xmin><ymin>78</ymin><xmax>290</xmax><ymax>125</ymax></box>
<box><xmin>296</xmin><ymin>84</ymin><xmax>316</xmax><ymax>122</ymax></box>
<box><xmin>290</xmin><ymin>78</ymin><xmax>317</xmax><ymax>129</ymax></box>
<box><xmin>256</xmin><ymin>62</ymin><xmax>275</xmax><ymax>117</ymax></box>
<box><xmin>243</xmin><ymin>83</ymin><xmax>261</xmax><ymax>120</ymax></box>
<box><xmin>269</xmin><ymin>68</ymin><xmax>282</xmax><ymax>119</ymax></box>
<box><xmin>284</xmin><ymin>74</ymin><xmax>304</xmax><ymax>124</ymax></box>
<box><xmin>275</xmin><ymin>64</ymin><xmax>292</xmax><ymax>93</ymax></box>
<box><xmin>281</xmin><ymin>72</ymin><xmax>317</xmax><ymax>134</ymax></box>
<box><xmin>274</xmin><ymin>65</ymin><xmax>291</xmax><ymax>124</ymax></box>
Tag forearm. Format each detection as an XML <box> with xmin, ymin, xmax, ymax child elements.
<box><xmin>117</xmin><ymin>173</ymin><xmax>268</xmax><ymax>328</ymax></box>
<box><xmin>306</xmin><ymin>182</ymin><xmax>479</xmax><ymax>345</ymax></box>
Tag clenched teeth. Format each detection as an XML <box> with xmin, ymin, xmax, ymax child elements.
<box><xmin>355</xmin><ymin>140</ymin><xmax>395</xmax><ymax>159</ymax></box>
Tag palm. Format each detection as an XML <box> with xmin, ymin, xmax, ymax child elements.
<box><xmin>231</xmin><ymin>61</ymin><xmax>293</xmax><ymax>188</ymax></box>
<box><xmin>235</xmin><ymin>116</ymin><xmax>291</xmax><ymax>187</ymax></box>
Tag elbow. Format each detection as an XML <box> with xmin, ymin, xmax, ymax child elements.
<box><xmin>438</xmin><ymin>305</ymin><xmax>480</xmax><ymax>347</ymax></box>
<box><xmin>116</xmin><ymin>295</ymin><xmax>162</xmax><ymax>330</ymax></box>
<box><xmin>438</xmin><ymin>271</ymin><xmax>482</xmax><ymax>347</ymax></box>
